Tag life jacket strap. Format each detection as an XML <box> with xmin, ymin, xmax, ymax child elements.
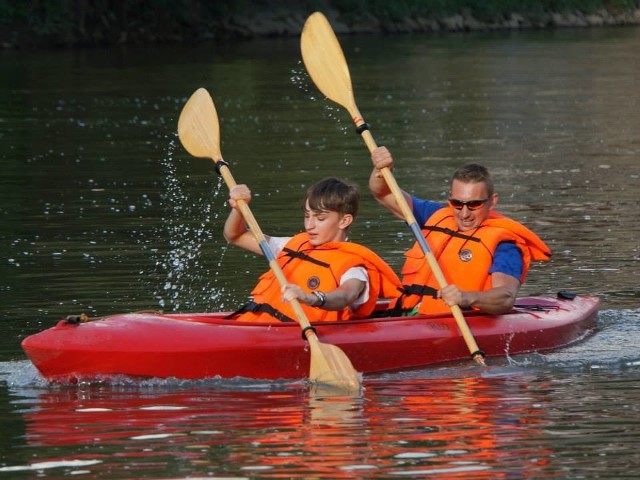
<box><xmin>376</xmin><ymin>284</ymin><xmax>441</xmax><ymax>317</ymax></box>
<box><xmin>282</xmin><ymin>248</ymin><xmax>330</xmax><ymax>268</ymax></box>
<box><xmin>225</xmin><ymin>300</ymin><xmax>297</xmax><ymax>323</ymax></box>
<box><xmin>402</xmin><ymin>284</ymin><xmax>439</xmax><ymax>298</ymax></box>
<box><xmin>423</xmin><ymin>225</ymin><xmax>481</xmax><ymax>242</ymax></box>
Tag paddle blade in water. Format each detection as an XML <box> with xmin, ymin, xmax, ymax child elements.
<box><xmin>178</xmin><ymin>87</ymin><xmax>222</xmax><ymax>160</ymax></box>
<box><xmin>301</xmin><ymin>12</ymin><xmax>358</xmax><ymax>114</ymax></box>
<box><xmin>308</xmin><ymin>336</ymin><xmax>361</xmax><ymax>391</ymax></box>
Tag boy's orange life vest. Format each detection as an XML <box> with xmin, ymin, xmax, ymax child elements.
<box><xmin>235</xmin><ymin>233</ymin><xmax>402</xmax><ymax>323</ymax></box>
<box><xmin>398</xmin><ymin>208</ymin><xmax>551</xmax><ymax>314</ymax></box>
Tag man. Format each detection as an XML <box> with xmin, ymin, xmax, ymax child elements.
<box><xmin>369</xmin><ymin>146</ymin><xmax>551</xmax><ymax>315</ymax></box>
<box><xmin>224</xmin><ymin>176</ymin><xmax>402</xmax><ymax>322</ymax></box>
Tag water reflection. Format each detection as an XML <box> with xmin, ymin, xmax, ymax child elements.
<box><xmin>12</xmin><ymin>379</ymin><xmax>515</xmax><ymax>477</ymax></box>
<box><xmin>2</xmin><ymin>374</ymin><xmax>584</xmax><ymax>478</ymax></box>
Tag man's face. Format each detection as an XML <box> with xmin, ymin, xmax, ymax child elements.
<box><xmin>448</xmin><ymin>180</ymin><xmax>497</xmax><ymax>232</ymax></box>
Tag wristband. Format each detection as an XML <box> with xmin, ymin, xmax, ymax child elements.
<box><xmin>312</xmin><ymin>291</ymin><xmax>326</xmax><ymax>308</ymax></box>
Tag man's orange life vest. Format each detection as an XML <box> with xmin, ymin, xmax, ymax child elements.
<box><xmin>234</xmin><ymin>233</ymin><xmax>402</xmax><ymax>322</ymax></box>
<box><xmin>398</xmin><ymin>208</ymin><xmax>551</xmax><ymax>314</ymax></box>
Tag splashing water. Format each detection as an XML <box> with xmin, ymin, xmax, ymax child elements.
<box><xmin>291</xmin><ymin>62</ymin><xmax>353</xmax><ymax>164</ymax></box>
<box><xmin>152</xmin><ymin>135</ymin><xmax>230</xmax><ymax>312</ymax></box>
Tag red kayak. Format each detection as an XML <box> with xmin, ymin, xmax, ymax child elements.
<box><xmin>21</xmin><ymin>294</ymin><xmax>599</xmax><ymax>382</ymax></box>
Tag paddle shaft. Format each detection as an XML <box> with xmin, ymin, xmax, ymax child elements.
<box><xmin>217</xmin><ymin>164</ymin><xmax>315</xmax><ymax>333</ymax></box>
<box><xmin>301</xmin><ymin>12</ymin><xmax>484</xmax><ymax>364</ymax></box>
<box><xmin>357</xmin><ymin>127</ymin><xmax>485</xmax><ymax>364</ymax></box>
<box><xmin>217</xmin><ymin>162</ymin><xmax>361</xmax><ymax>389</ymax></box>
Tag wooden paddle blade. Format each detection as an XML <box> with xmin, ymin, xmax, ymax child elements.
<box><xmin>308</xmin><ymin>335</ymin><xmax>360</xmax><ymax>391</ymax></box>
<box><xmin>178</xmin><ymin>87</ymin><xmax>222</xmax><ymax>161</ymax></box>
<box><xmin>301</xmin><ymin>12</ymin><xmax>358</xmax><ymax>116</ymax></box>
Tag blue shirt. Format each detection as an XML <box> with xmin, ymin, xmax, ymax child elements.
<box><xmin>411</xmin><ymin>195</ymin><xmax>523</xmax><ymax>280</ymax></box>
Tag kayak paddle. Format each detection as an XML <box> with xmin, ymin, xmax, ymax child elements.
<box><xmin>177</xmin><ymin>87</ymin><xmax>361</xmax><ymax>390</ymax></box>
<box><xmin>300</xmin><ymin>12</ymin><xmax>486</xmax><ymax>366</ymax></box>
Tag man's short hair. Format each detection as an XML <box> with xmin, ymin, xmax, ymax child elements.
<box><xmin>451</xmin><ymin>163</ymin><xmax>494</xmax><ymax>196</ymax></box>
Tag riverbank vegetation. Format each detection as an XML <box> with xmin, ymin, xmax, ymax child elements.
<box><xmin>1</xmin><ymin>0</ymin><xmax>638</xmax><ymax>49</ymax></box>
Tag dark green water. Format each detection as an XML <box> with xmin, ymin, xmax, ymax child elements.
<box><xmin>1</xmin><ymin>26</ymin><xmax>639</xmax><ymax>478</ymax></box>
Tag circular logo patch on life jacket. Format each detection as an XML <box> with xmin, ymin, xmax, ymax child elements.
<box><xmin>307</xmin><ymin>276</ymin><xmax>320</xmax><ymax>289</ymax></box>
<box><xmin>459</xmin><ymin>249</ymin><xmax>473</xmax><ymax>262</ymax></box>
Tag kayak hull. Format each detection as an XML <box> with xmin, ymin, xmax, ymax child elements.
<box><xmin>21</xmin><ymin>295</ymin><xmax>599</xmax><ymax>382</ymax></box>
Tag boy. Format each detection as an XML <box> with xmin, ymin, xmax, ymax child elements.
<box><xmin>224</xmin><ymin>177</ymin><xmax>401</xmax><ymax>322</ymax></box>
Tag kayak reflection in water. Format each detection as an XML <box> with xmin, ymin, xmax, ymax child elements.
<box><xmin>369</xmin><ymin>146</ymin><xmax>551</xmax><ymax>315</ymax></box>
<box><xmin>223</xmin><ymin>177</ymin><xmax>402</xmax><ymax>323</ymax></box>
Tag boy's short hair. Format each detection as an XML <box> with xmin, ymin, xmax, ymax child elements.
<box><xmin>451</xmin><ymin>163</ymin><xmax>494</xmax><ymax>197</ymax></box>
<box><xmin>303</xmin><ymin>177</ymin><xmax>360</xmax><ymax>217</ymax></box>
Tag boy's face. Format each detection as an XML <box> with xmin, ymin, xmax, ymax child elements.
<box><xmin>303</xmin><ymin>201</ymin><xmax>353</xmax><ymax>246</ymax></box>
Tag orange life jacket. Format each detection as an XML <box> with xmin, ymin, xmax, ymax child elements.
<box><xmin>398</xmin><ymin>208</ymin><xmax>551</xmax><ymax>314</ymax></box>
<box><xmin>235</xmin><ymin>233</ymin><xmax>402</xmax><ymax>322</ymax></box>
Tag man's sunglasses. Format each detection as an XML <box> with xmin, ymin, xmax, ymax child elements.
<box><xmin>448</xmin><ymin>198</ymin><xmax>490</xmax><ymax>211</ymax></box>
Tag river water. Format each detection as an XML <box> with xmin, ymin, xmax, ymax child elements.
<box><xmin>1</xmin><ymin>25</ymin><xmax>639</xmax><ymax>478</ymax></box>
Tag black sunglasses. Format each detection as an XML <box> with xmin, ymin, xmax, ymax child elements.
<box><xmin>448</xmin><ymin>198</ymin><xmax>490</xmax><ymax>211</ymax></box>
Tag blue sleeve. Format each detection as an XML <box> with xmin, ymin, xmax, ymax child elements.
<box><xmin>411</xmin><ymin>195</ymin><xmax>445</xmax><ymax>225</ymax></box>
<box><xmin>490</xmin><ymin>242</ymin><xmax>523</xmax><ymax>280</ymax></box>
